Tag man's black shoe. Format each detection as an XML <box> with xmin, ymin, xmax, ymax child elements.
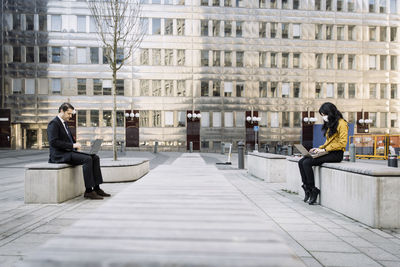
<box><xmin>95</xmin><ymin>188</ymin><xmax>111</xmax><ymax>197</ymax></box>
<box><xmin>84</xmin><ymin>191</ymin><xmax>104</xmax><ymax>199</ymax></box>
<box><xmin>301</xmin><ymin>185</ymin><xmax>311</xmax><ymax>202</ymax></box>
<box><xmin>308</xmin><ymin>188</ymin><xmax>320</xmax><ymax>205</ymax></box>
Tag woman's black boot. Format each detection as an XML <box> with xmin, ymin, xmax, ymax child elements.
<box><xmin>301</xmin><ymin>185</ymin><xmax>310</xmax><ymax>202</ymax></box>
<box><xmin>308</xmin><ymin>187</ymin><xmax>320</xmax><ymax>205</ymax></box>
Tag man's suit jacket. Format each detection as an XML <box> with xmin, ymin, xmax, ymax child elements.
<box><xmin>47</xmin><ymin>116</ymin><xmax>75</xmax><ymax>163</ymax></box>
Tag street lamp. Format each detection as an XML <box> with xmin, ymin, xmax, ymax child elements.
<box><xmin>125</xmin><ymin>111</ymin><xmax>140</xmax><ymax>118</ymax></box>
<box><xmin>246</xmin><ymin>116</ymin><xmax>261</xmax><ymax>123</ymax></box>
<box><xmin>187</xmin><ymin>112</ymin><xmax>201</xmax><ymax>120</ymax></box>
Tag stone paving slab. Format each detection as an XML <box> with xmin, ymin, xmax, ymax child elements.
<box><xmin>20</xmin><ymin>153</ymin><xmax>304</xmax><ymax>267</ymax></box>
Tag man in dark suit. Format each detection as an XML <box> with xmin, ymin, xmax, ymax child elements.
<box><xmin>47</xmin><ymin>102</ymin><xmax>110</xmax><ymax>199</ymax></box>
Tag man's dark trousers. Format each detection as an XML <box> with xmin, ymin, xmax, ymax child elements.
<box><xmin>69</xmin><ymin>152</ymin><xmax>103</xmax><ymax>189</ymax></box>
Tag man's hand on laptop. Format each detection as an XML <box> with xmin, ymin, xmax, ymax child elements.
<box><xmin>310</xmin><ymin>148</ymin><xmax>325</xmax><ymax>153</ymax></box>
<box><xmin>73</xmin><ymin>142</ymin><xmax>81</xmax><ymax>150</ymax></box>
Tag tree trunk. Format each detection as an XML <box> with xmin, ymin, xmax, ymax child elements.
<box><xmin>112</xmin><ymin>67</ymin><xmax>117</xmax><ymax>161</ymax></box>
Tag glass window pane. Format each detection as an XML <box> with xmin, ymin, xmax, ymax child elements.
<box><xmin>52</xmin><ymin>78</ymin><xmax>61</xmax><ymax>94</ymax></box>
<box><xmin>78</xmin><ymin>78</ymin><xmax>86</xmax><ymax>95</ymax></box>
<box><xmin>78</xmin><ymin>110</ymin><xmax>87</xmax><ymax>127</ymax></box>
<box><xmin>103</xmin><ymin>111</ymin><xmax>112</xmax><ymax>127</ymax></box>
<box><xmin>77</xmin><ymin>16</ymin><xmax>86</xmax><ymax>32</ymax></box>
<box><xmin>93</xmin><ymin>79</ymin><xmax>102</xmax><ymax>95</ymax></box>
<box><xmin>165</xmin><ymin>111</ymin><xmax>174</xmax><ymax>126</ymax></box>
<box><xmin>153</xmin><ymin>111</ymin><xmax>161</xmax><ymax>127</ymax></box>
<box><xmin>25</xmin><ymin>79</ymin><xmax>35</xmax><ymax>94</ymax></box>
<box><xmin>152</xmin><ymin>18</ymin><xmax>161</xmax><ymax>35</ymax></box>
<box><xmin>51</xmin><ymin>15</ymin><xmax>61</xmax><ymax>31</ymax></box>
<box><xmin>201</xmin><ymin>112</ymin><xmax>210</xmax><ymax>127</ymax></box>
<box><xmin>90</xmin><ymin>110</ymin><xmax>99</xmax><ymax>127</ymax></box>
<box><xmin>213</xmin><ymin>112</ymin><xmax>221</xmax><ymax>128</ymax></box>
<box><xmin>224</xmin><ymin>112</ymin><xmax>233</xmax><ymax>127</ymax></box>
<box><xmin>90</xmin><ymin>47</ymin><xmax>99</xmax><ymax>64</ymax></box>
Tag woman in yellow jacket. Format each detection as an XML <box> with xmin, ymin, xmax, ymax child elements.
<box><xmin>298</xmin><ymin>102</ymin><xmax>348</xmax><ymax>205</ymax></box>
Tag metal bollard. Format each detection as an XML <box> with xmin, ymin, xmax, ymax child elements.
<box><xmin>349</xmin><ymin>143</ymin><xmax>356</xmax><ymax>162</ymax></box>
<box><xmin>255</xmin><ymin>143</ymin><xmax>259</xmax><ymax>152</ymax></box>
<box><xmin>189</xmin><ymin>141</ymin><xmax>193</xmax><ymax>153</ymax></box>
<box><xmin>388</xmin><ymin>154</ymin><xmax>398</xmax><ymax>167</ymax></box>
<box><xmin>221</xmin><ymin>142</ymin><xmax>225</xmax><ymax>154</ymax></box>
<box><xmin>287</xmin><ymin>145</ymin><xmax>293</xmax><ymax>156</ymax></box>
<box><xmin>238</xmin><ymin>141</ymin><xmax>245</xmax><ymax>169</ymax></box>
<box><xmin>154</xmin><ymin>141</ymin><xmax>158</xmax><ymax>154</ymax></box>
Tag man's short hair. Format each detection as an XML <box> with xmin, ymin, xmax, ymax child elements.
<box><xmin>58</xmin><ymin>102</ymin><xmax>74</xmax><ymax>113</ymax></box>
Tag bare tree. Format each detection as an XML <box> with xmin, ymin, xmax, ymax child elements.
<box><xmin>88</xmin><ymin>0</ymin><xmax>145</xmax><ymax>160</ymax></box>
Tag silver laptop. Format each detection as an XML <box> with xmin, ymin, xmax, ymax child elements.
<box><xmin>78</xmin><ymin>139</ymin><xmax>103</xmax><ymax>155</ymax></box>
<box><xmin>294</xmin><ymin>144</ymin><xmax>328</xmax><ymax>158</ymax></box>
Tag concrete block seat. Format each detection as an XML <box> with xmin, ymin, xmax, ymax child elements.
<box><xmin>247</xmin><ymin>152</ymin><xmax>287</xmax><ymax>182</ymax></box>
<box><xmin>25</xmin><ymin>158</ymin><xmax>149</xmax><ymax>204</ymax></box>
<box><xmin>285</xmin><ymin>156</ymin><xmax>400</xmax><ymax>228</ymax></box>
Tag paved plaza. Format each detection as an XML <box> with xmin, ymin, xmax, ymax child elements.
<box><xmin>0</xmin><ymin>150</ymin><xmax>399</xmax><ymax>266</ymax></box>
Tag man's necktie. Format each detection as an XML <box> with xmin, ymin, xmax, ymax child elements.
<box><xmin>63</xmin><ymin>122</ymin><xmax>74</xmax><ymax>144</ymax></box>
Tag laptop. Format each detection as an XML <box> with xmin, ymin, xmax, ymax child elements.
<box><xmin>77</xmin><ymin>139</ymin><xmax>103</xmax><ymax>155</ymax></box>
<box><xmin>294</xmin><ymin>144</ymin><xmax>328</xmax><ymax>158</ymax></box>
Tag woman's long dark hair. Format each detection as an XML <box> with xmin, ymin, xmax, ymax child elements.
<box><xmin>319</xmin><ymin>102</ymin><xmax>344</xmax><ymax>138</ymax></box>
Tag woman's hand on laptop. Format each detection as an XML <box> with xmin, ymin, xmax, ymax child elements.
<box><xmin>73</xmin><ymin>142</ymin><xmax>81</xmax><ymax>150</ymax></box>
<box><xmin>310</xmin><ymin>148</ymin><xmax>325</xmax><ymax>153</ymax></box>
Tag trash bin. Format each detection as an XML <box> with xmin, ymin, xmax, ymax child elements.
<box><xmin>388</xmin><ymin>154</ymin><xmax>398</xmax><ymax>168</ymax></box>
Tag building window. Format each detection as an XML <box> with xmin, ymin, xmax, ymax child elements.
<box><xmin>236</xmin><ymin>51</ymin><xmax>243</xmax><ymax>67</ymax></box>
<box><xmin>293</xmin><ymin>24</ymin><xmax>300</xmax><ymax>39</ymax></box>
<box><xmin>213</xmin><ymin>20</ymin><xmax>220</xmax><ymax>37</ymax></box>
<box><xmin>370</xmin><ymin>26</ymin><xmax>376</xmax><ymax>41</ymax></box>
<box><xmin>90</xmin><ymin>110</ymin><xmax>99</xmax><ymax>127</ymax></box>
<box><xmin>177</xmin><ymin>80</ymin><xmax>186</xmax><ymax>96</ymax></box>
<box><xmin>152</xmin><ymin>18</ymin><xmax>161</xmax><ymax>35</ymax></box>
<box><xmin>51</xmin><ymin>47</ymin><xmax>61</xmax><ymax>63</ymax></box>
<box><xmin>337</xmin><ymin>83</ymin><xmax>345</xmax><ymax>98</ymax></box>
<box><xmin>140</xmin><ymin>111</ymin><xmax>150</xmax><ymax>127</ymax></box>
<box><xmin>25</xmin><ymin>79</ymin><xmax>35</xmax><ymax>94</ymax></box>
<box><xmin>294</xmin><ymin>112</ymin><xmax>301</xmax><ymax>127</ymax></box>
<box><xmin>201</xmin><ymin>50</ymin><xmax>209</xmax><ymax>67</ymax></box>
<box><xmin>177</xmin><ymin>111</ymin><xmax>185</xmax><ymax>127</ymax></box>
<box><xmin>201</xmin><ymin>20</ymin><xmax>209</xmax><ymax>36</ymax></box>
<box><xmin>293</xmin><ymin>53</ymin><xmax>300</xmax><ymax>68</ymax></box>
<box><xmin>348</xmin><ymin>54</ymin><xmax>356</xmax><ymax>69</ymax></box>
<box><xmin>349</xmin><ymin>83</ymin><xmax>356</xmax><ymax>98</ymax></box>
<box><xmin>165</xmin><ymin>18</ymin><xmax>173</xmax><ymax>35</ymax></box>
<box><xmin>77</xmin><ymin>47</ymin><xmax>87</xmax><ymax>64</ymax></box>
<box><xmin>90</xmin><ymin>47</ymin><xmax>99</xmax><ymax>64</ymax></box>
<box><xmin>116</xmin><ymin>48</ymin><xmax>124</xmax><ymax>64</ymax></box>
<box><xmin>51</xmin><ymin>15</ymin><xmax>61</xmax><ymax>32</ymax></box>
<box><xmin>282</xmin><ymin>112</ymin><xmax>289</xmax><ymax>127</ymax></box>
<box><xmin>165</xmin><ymin>111</ymin><xmax>174</xmax><ymax>127</ymax></box>
<box><xmin>224</xmin><ymin>112</ymin><xmax>233</xmax><ymax>127</ymax></box>
<box><xmin>224</xmin><ymin>82</ymin><xmax>233</xmax><ymax>97</ymax></box>
<box><xmin>201</xmin><ymin>81</ymin><xmax>209</xmax><ymax>96</ymax></box>
<box><xmin>116</xmin><ymin>111</ymin><xmax>124</xmax><ymax>127</ymax></box>
<box><xmin>116</xmin><ymin>79</ymin><xmax>124</xmax><ymax>96</ymax></box>
<box><xmin>52</xmin><ymin>78</ymin><xmax>61</xmax><ymax>94</ymax></box>
<box><xmin>102</xmin><ymin>80</ymin><xmax>112</xmax><ymax>95</ymax></box>
<box><xmin>370</xmin><ymin>0</ymin><xmax>375</xmax><ymax>12</ymax></box>
<box><xmin>201</xmin><ymin>112</ymin><xmax>210</xmax><ymax>127</ymax></box>
<box><xmin>259</xmin><ymin>0</ymin><xmax>267</xmax><ymax>8</ymax></box>
<box><xmin>177</xmin><ymin>19</ymin><xmax>185</xmax><ymax>35</ymax></box>
<box><xmin>213</xmin><ymin>50</ymin><xmax>220</xmax><ymax>66</ymax></box>
<box><xmin>259</xmin><ymin>52</ymin><xmax>267</xmax><ymax>67</ymax></box>
<box><xmin>13</xmin><ymin>47</ymin><xmax>21</xmax><ymax>62</ymax></box>
<box><xmin>391</xmin><ymin>113</ymin><xmax>398</xmax><ymax>128</ymax></box>
<box><xmin>271</xmin><ymin>22</ymin><xmax>277</xmax><ymax>38</ymax></box>
<box><xmin>315</xmin><ymin>24</ymin><xmax>323</xmax><ymax>40</ymax></box>
<box><xmin>391</xmin><ymin>55</ymin><xmax>397</xmax><ymax>70</ymax></box>
<box><xmin>39</xmin><ymin>15</ymin><xmax>47</xmax><ymax>31</ymax></box>
<box><xmin>337</xmin><ymin>26</ymin><xmax>344</xmax><ymax>40</ymax></box>
<box><xmin>282</xmin><ymin>23</ymin><xmax>289</xmax><ymax>39</ymax></box>
<box><xmin>326</xmin><ymin>0</ymin><xmax>332</xmax><ymax>10</ymax></box>
<box><xmin>271</xmin><ymin>53</ymin><xmax>277</xmax><ymax>68</ymax></box>
<box><xmin>153</xmin><ymin>111</ymin><xmax>161</xmax><ymax>127</ymax></box>
<box><xmin>177</xmin><ymin>49</ymin><xmax>185</xmax><ymax>65</ymax></box>
<box><xmin>337</xmin><ymin>0</ymin><xmax>343</xmax><ymax>11</ymax></box>
<box><xmin>282</xmin><ymin>0</ymin><xmax>289</xmax><ymax>9</ymax></box>
<box><xmin>236</xmin><ymin>21</ymin><xmax>243</xmax><ymax>37</ymax></box>
<box><xmin>391</xmin><ymin>84</ymin><xmax>398</xmax><ymax>99</ymax></box>
<box><xmin>293</xmin><ymin>0</ymin><xmax>299</xmax><ymax>9</ymax></box>
<box><xmin>270</xmin><ymin>82</ymin><xmax>277</xmax><ymax>97</ymax></box>
<box><xmin>102</xmin><ymin>111</ymin><xmax>112</xmax><ymax>127</ymax></box>
<box><xmin>77</xmin><ymin>16</ymin><xmax>86</xmax><ymax>32</ymax></box>
<box><xmin>337</xmin><ymin>54</ymin><xmax>344</xmax><ymax>69</ymax></box>
<box><xmin>327</xmin><ymin>84</ymin><xmax>334</xmax><ymax>98</ymax></box>
<box><xmin>326</xmin><ymin>54</ymin><xmax>334</xmax><ymax>69</ymax></box>
<box><xmin>152</xmin><ymin>80</ymin><xmax>162</xmax><ymax>96</ymax></box>
<box><xmin>326</xmin><ymin>25</ymin><xmax>333</xmax><ymax>40</ymax></box>
<box><xmin>270</xmin><ymin>0</ymin><xmax>277</xmax><ymax>9</ymax></box>
<box><xmin>212</xmin><ymin>112</ymin><xmax>221</xmax><ymax>128</ymax></box>
<box><xmin>26</xmin><ymin>46</ymin><xmax>34</xmax><ymax>63</ymax></box>
<box><xmin>259</xmin><ymin>81</ymin><xmax>267</xmax><ymax>97</ymax></box>
<box><xmin>282</xmin><ymin>53</ymin><xmax>289</xmax><ymax>68</ymax></box>
<box><xmin>212</xmin><ymin>81</ymin><xmax>221</xmax><ymax>96</ymax></box>
<box><xmin>348</xmin><ymin>25</ymin><xmax>356</xmax><ymax>41</ymax></box>
<box><xmin>93</xmin><ymin>79</ymin><xmax>102</xmax><ymax>95</ymax></box>
<box><xmin>236</xmin><ymin>82</ymin><xmax>244</xmax><ymax>97</ymax></box>
<box><xmin>348</xmin><ymin>0</ymin><xmax>355</xmax><ymax>11</ymax></box>
<box><xmin>380</xmin><ymin>113</ymin><xmax>387</xmax><ymax>128</ymax></box>
<box><xmin>153</xmin><ymin>49</ymin><xmax>161</xmax><ymax>65</ymax></box>
<box><xmin>141</xmin><ymin>49</ymin><xmax>149</xmax><ymax>65</ymax></box>
<box><xmin>315</xmin><ymin>53</ymin><xmax>323</xmax><ymax>69</ymax></box>
<box><xmin>380</xmin><ymin>83</ymin><xmax>387</xmax><ymax>99</ymax></box>
<box><xmin>391</xmin><ymin>0</ymin><xmax>397</xmax><ymax>13</ymax></box>
<box><xmin>224</xmin><ymin>51</ymin><xmax>232</xmax><ymax>66</ymax></box>
<box><xmin>78</xmin><ymin>110</ymin><xmax>87</xmax><ymax>127</ymax></box>
<box><xmin>282</xmin><ymin>83</ymin><xmax>290</xmax><ymax>98</ymax></box>
<box><xmin>165</xmin><ymin>49</ymin><xmax>173</xmax><ymax>66</ymax></box>
<box><xmin>391</xmin><ymin>27</ymin><xmax>397</xmax><ymax>42</ymax></box>
<box><xmin>12</xmin><ymin>79</ymin><xmax>22</xmax><ymax>94</ymax></box>
<box><xmin>78</xmin><ymin>78</ymin><xmax>86</xmax><ymax>95</ymax></box>
<box><xmin>380</xmin><ymin>26</ymin><xmax>387</xmax><ymax>41</ymax></box>
<box><xmin>224</xmin><ymin>21</ymin><xmax>232</xmax><ymax>37</ymax></box>
<box><xmin>26</xmin><ymin>14</ymin><xmax>34</xmax><ymax>31</ymax></box>
<box><xmin>315</xmin><ymin>0</ymin><xmax>321</xmax><ymax>10</ymax></box>
<box><xmin>90</xmin><ymin>16</ymin><xmax>97</xmax><ymax>33</ymax></box>
<box><xmin>259</xmin><ymin>22</ymin><xmax>266</xmax><ymax>38</ymax></box>
<box><xmin>315</xmin><ymin>82</ymin><xmax>322</xmax><ymax>98</ymax></box>
<box><xmin>140</xmin><ymin>80</ymin><xmax>149</xmax><ymax>96</ymax></box>
<box><xmin>369</xmin><ymin>83</ymin><xmax>376</xmax><ymax>99</ymax></box>
<box><xmin>270</xmin><ymin>112</ymin><xmax>279</xmax><ymax>128</ymax></box>
<box><xmin>380</xmin><ymin>55</ymin><xmax>387</xmax><ymax>70</ymax></box>
<box><xmin>103</xmin><ymin>47</ymin><xmax>110</xmax><ymax>64</ymax></box>
<box><xmin>201</xmin><ymin>0</ymin><xmax>208</xmax><ymax>5</ymax></box>
<box><xmin>369</xmin><ymin>55</ymin><xmax>377</xmax><ymax>70</ymax></box>
<box><xmin>165</xmin><ymin>80</ymin><xmax>174</xmax><ymax>96</ymax></box>
<box><xmin>380</xmin><ymin>0</ymin><xmax>387</xmax><ymax>13</ymax></box>
<box><xmin>294</xmin><ymin>82</ymin><xmax>301</xmax><ymax>98</ymax></box>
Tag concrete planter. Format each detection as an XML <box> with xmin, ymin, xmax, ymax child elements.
<box><xmin>247</xmin><ymin>152</ymin><xmax>287</xmax><ymax>182</ymax></box>
<box><xmin>101</xmin><ymin>158</ymin><xmax>149</xmax><ymax>183</ymax></box>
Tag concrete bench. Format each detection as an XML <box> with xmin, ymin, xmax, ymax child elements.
<box><xmin>285</xmin><ymin>157</ymin><xmax>400</xmax><ymax>228</ymax></box>
<box><xmin>247</xmin><ymin>152</ymin><xmax>287</xmax><ymax>182</ymax></box>
<box><xmin>25</xmin><ymin>158</ymin><xmax>150</xmax><ymax>204</ymax></box>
